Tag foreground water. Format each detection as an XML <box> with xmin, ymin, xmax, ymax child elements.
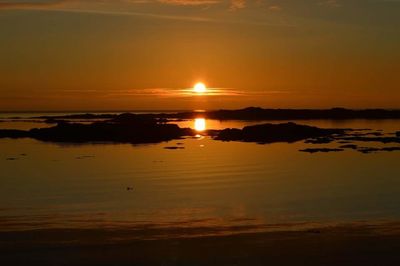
<box><xmin>1</xmin><ymin>116</ymin><xmax>400</xmax><ymax>237</ymax></box>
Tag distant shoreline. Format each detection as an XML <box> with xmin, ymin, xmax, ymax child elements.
<box><xmin>1</xmin><ymin>107</ymin><xmax>400</xmax><ymax>116</ymax></box>
<box><xmin>2</xmin><ymin>107</ymin><xmax>400</xmax><ymax>120</ymax></box>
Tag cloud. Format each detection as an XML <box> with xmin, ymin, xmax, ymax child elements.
<box><xmin>156</xmin><ymin>0</ymin><xmax>220</xmax><ymax>6</ymax></box>
<box><xmin>2</xmin><ymin>88</ymin><xmax>289</xmax><ymax>100</ymax></box>
<box><xmin>0</xmin><ymin>0</ymin><xmax>67</xmax><ymax>9</ymax></box>
<box><xmin>268</xmin><ymin>5</ymin><xmax>281</xmax><ymax>11</ymax></box>
<box><xmin>0</xmin><ymin>0</ymin><xmax>294</xmax><ymax>26</ymax></box>
<box><xmin>229</xmin><ymin>0</ymin><xmax>245</xmax><ymax>11</ymax></box>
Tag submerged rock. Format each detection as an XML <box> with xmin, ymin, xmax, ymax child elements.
<box><xmin>300</xmin><ymin>148</ymin><xmax>344</xmax><ymax>153</ymax></box>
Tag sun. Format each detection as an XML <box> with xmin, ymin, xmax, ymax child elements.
<box><xmin>194</xmin><ymin>118</ymin><xmax>206</xmax><ymax>131</ymax></box>
<box><xmin>193</xmin><ymin>82</ymin><xmax>207</xmax><ymax>94</ymax></box>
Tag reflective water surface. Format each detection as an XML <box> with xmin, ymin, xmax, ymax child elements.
<box><xmin>1</xmin><ymin>117</ymin><xmax>400</xmax><ymax>236</ymax></box>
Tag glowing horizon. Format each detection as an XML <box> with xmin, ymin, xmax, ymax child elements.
<box><xmin>0</xmin><ymin>0</ymin><xmax>399</xmax><ymax>110</ymax></box>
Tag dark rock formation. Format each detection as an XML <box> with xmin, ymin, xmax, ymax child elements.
<box><xmin>0</xmin><ymin>129</ymin><xmax>30</xmax><ymax>139</ymax></box>
<box><xmin>44</xmin><ymin>118</ymin><xmax>66</xmax><ymax>124</ymax></box>
<box><xmin>357</xmin><ymin>147</ymin><xmax>400</xmax><ymax>154</ymax></box>
<box><xmin>215</xmin><ymin>122</ymin><xmax>346</xmax><ymax>143</ymax></box>
<box><xmin>305</xmin><ymin>137</ymin><xmax>335</xmax><ymax>144</ymax></box>
<box><xmin>339</xmin><ymin>144</ymin><xmax>358</xmax><ymax>149</ymax></box>
<box><xmin>164</xmin><ymin>146</ymin><xmax>185</xmax><ymax>150</ymax></box>
<box><xmin>300</xmin><ymin>148</ymin><xmax>344</xmax><ymax>153</ymax></box>
<box><xmin>338</xmin><ymin>136</ymin><xmax>400</xmax><ymax>144</ymax></box>
<box><xmin>0</xmin><ymin>113</ymin><xmax>194</xmax><ymax>144</ymax></box>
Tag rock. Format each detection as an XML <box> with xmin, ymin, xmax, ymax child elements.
<box><xmin>339</xmin><ymin>144</ymin><xmax>358</xmax><ymax>149</ymax></box>
<box><xmin>216</xmin><ymin>122</ymin><xmax>346</xmax><ymax>144</ymax></box>
<box><xmin>357</xmin><ymin>147</ymin><xmax>400</xmax><ymax>153</ymax></box>
<box><xmin>305</xmin><ymin>137</ymin><xmax>334</xmax><ymax>144</ymax></box>
<box><xmin>0</xmin><ymin>129</ymin><xmax>30</xmax><ymax>139</ymax></box>
<box><xmin>0</xmin><ymin>115</ymin><xmax>195</xmax><ymax>144</ymax></box>
<box><xmin>299</xmin><ymin>148</ymin><xmax>344</xmax><ymax>153</ymax></box>
<box><xmin>338</xmin><ymin>136</ymin><xmax>400</xmax><ymax>144</ymax></box>
<box><xmin>164</xmin><ymin>146</ymin><xmax>184</xmax><ymax>150</ymax></box>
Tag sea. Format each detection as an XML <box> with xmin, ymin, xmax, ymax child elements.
<box><xmin>1</xmin><ymin>112</ymin><xmax>400</xmax><ymax>237</ymax></box>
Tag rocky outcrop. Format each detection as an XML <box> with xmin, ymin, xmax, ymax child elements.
<box><xmin>0</xmin><ymin>114</ymin><xmax>194</xmax><ymax>144</ymax></box>
<box><xmin>215</xmin><ymin>122</ymin><xmax>346</xmax><ymax>143</ymax></box>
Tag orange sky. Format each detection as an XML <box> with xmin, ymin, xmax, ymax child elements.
<box><xmin>0</xmin><ymin>0</ymin><xmax>399</xmax><ymax>111</ymax></box>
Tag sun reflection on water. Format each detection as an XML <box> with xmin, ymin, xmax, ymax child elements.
<box><xmin>194</xmin><ymin>118</ymin><xmax>206</xmax><ymax>132</ymax></box>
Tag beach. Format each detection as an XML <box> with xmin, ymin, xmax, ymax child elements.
<box><xmin>2</xmin><ymin>221</ymin><xmax>400</xmax><ymax>265</ymax></box>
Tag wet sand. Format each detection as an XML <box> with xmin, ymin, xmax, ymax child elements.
<box><xmin>2</xmin><ymin>222</ymin><xmax>400</xmax><ymax>265</ymax></box>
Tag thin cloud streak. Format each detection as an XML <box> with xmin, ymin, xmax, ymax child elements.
<box><xmin>0</xmin><ymin>1</ymin><xmax>294</xmax><ymax>27</ymax></box>
<box><xmin>156</xmin><ymin>0</ymin><xmax>221</xmax><ymax>6</ymax></box>
<box><xmin>0</xmin><ymin>0</ymin><xmax>68</xmax><ymax>9</ymax></box>
<box><xmin>0</xmin><ymin>88</ymin><xmax>290</xmax><ymax>100</ymax></box>
<box><xmin>22</xmin><ymin>7</ymin><xmax>295</xmax><ymax>26</ymax></box>
<box><xmin>81</xmin><ymin>88</ymin><xmax>291</xmax><ymax>98</ymax></box>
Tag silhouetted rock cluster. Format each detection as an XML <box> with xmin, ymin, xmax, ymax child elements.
<box><xmin>300</xmin><ymin>148</ymin><xmax>344</xmax><ymax>153</ymax></box>
<box><xmin>215</xmin><ymin>122</ymin><xmax>346</xmax><ymax>143</ymax></box>
<box><xmin>357</xmin><ymin>147</ymin><xmax>400</xmax><ymax>154</ymax></box>
<box><xmin>338</xmin><ymin>136</ymin><xmax>400</xmax><ymax>144</ymax></box>
<box><xmin>0</xmin><ymin>129</ymin><xmax>30</xmax><ymax>138</ymax></box>
<box><xmin>0</xmin><ymin>113</ymin><xmax>194</xmax><ymax>144</ymax></box>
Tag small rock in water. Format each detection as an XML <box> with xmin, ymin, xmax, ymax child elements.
<box><xmin>305</xmin><ymin>137</ymin><xmax>334</xmax><ymax>144</ymax></box>
<box><xmin>126</xmin><ymin>187</ymin><xmax>134</xmax><ymax>191</ymax></box>
<box><xmin>6</xmin><ymin>157</ymin><xmax>18</xmax><ymax>161</ymax></box>
<box><xmin>75</xmin><ymin>155</ymin><xmax>95</xmax><ymax>159</ymax></box>
<box><xmin>339</xmin><ymin>144</ymin><xmax>358</xmax><ymax>149</ymax></box>
<box><xmin>358</xmin><ymin>147</ymin><xmax>400</xmax><ymax>153</ymax></box>
<box><xmin>300</xmin><ymin>148</ymin><xmax>344</xmax><ymax>153</ymax></box>
<box><xmin>164</xmin><ymin>146</ymin><xmax>184</xmax><ymax>150</ymax></box>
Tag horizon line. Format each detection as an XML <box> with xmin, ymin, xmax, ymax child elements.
<box><xmin>1</xmin><ymin>107</ymin><xmax>400</xmax><ymax>114</ymax></box>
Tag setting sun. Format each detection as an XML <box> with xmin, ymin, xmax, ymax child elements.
<box><xmin>193</xmin><ymin>82</ymin><xmax>207</xmax><ymax>94</ymax></box>
<box><xmin>194</xmin><ymin>118</ymin><xmax>206</xmax><ymax>131</ymax></box>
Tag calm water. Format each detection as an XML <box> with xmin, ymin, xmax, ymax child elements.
<box><xmin>1</xmin><ymin>116</ymin><xmax>400</xmax><ymax>236</ymax></box>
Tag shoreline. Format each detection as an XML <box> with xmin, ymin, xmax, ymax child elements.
<box><xmin>2</xmin><ymin>220</ymin><xmax>400</xmax><ymax>265</ymax></box>
<box><xmin>3</xmin><ymin>107</ymin><xmax>400</xmax><ymax>120</ymax></box>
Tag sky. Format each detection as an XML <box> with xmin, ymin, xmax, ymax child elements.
<box><xmin>0</xmin><ymin>0</ymin><xmax>399</xmax><ymax>111</ymax></box>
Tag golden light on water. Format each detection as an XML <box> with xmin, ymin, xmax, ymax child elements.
<box><xmin>193</xmin><ymin>82</ymin><xmax>207</xmax><ymax>94</ymax></box>
<box><xmin>194</xmin><ymin>118</ymin><xmax>206</xmax><ymax>131</ymax></box>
